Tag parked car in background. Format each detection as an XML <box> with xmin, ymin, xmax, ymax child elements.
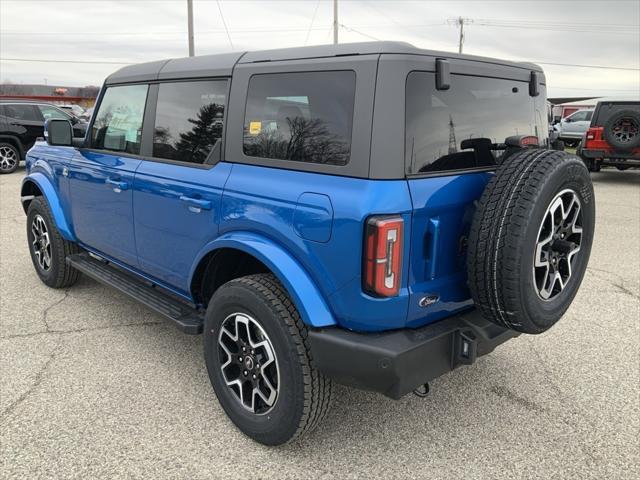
<box><xmin>555</xmin><ymin>108</ymin><xmax>594</xmax><ymax>147</ymax></box>
<box><xmin>59</xmin><ymin>104</ymin><xmax>86</xmax><ymax>119</ymax></box>
<box><xmin>21</xmin><ymin>42</ymin><xmax>594</xmax><ymax>445</ymax></box>
<box><xmin>0</xmin><ymin>100</ymin><xmax>87</xmax><ymax>173</ymax></box>
<box><xmin>579</xmin><ymin>99</ymin><xmax>640</xmax><ymax>171</ymax></box>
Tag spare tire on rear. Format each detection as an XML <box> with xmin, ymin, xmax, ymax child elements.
<box><xmin>467</xmin><ymin>149</ymin><xmax>595</xmax><ymax>334</ymax></box>
<box><xmin>603</xmin><ymin>109</ymin><xmax>640</xmax><ymax>151</ymax></box>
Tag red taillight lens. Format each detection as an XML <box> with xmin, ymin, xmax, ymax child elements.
<box><xmin>520</xmin><ymin>135</ymin><xmax>539</xmax><ymax>146</ymax></box>
<box><xmin>586</xmin><ymin>128</ymin><xmax>597</xmax><ymax>140</ymax></box>
<box><xmin>363</xmin><ymin>216</ymin><xmax>403</xmax><ymax>297</ymax></box>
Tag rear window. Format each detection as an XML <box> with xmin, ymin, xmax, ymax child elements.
<box><xmin>1</xmin><ymin>104</ymin><xmax>40</xmax><ymax>121</ymax></box>
<box><xmin>243</xmin><ymin>71</ymin><xmax>356</xmax><ymax>166</ymax></box>
<box><xmin>592</xmin><ymin>102</ymin><xmax>640</xmax><ymax>126</ymax></box>
<box><xmin>406</xmin><ymin>72</ymin><xmax>537</xmax><ymax>175</ymax></box>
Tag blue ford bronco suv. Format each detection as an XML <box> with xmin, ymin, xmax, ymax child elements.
<box><xmin>22</xmin><ymin>42</ymin><xmax>594</xmax><ymax>445</ymax></box>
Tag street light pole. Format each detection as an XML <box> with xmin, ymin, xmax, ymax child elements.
<box><xmin>187</xmin><ymin>0</ymin><xmax>195</xmax><ymax>56</ymax></box>
<box><xmin>333</xmin><ymin>0</ymin><xmax>338</xmax><ymax>45</ymax></box>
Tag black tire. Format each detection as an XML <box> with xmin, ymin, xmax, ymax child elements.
<box><xmin>203</xmin><ymin>273</ymin><xmax>333</xmax><ymax>445</ymax></box>
<box><xmin>552</xmin><ymin>139</ymin><xmax>565</xmax><ymax>151</ymax></box>
<box><xmin>616</xmin><ymin>165</ymin><xmax>630</xmax><ymax>171</ymax></box>
<box><xmin>26</xmin><ymin>197</ymin><xmax>81</xmax><ymax>288</ymax></box>
<box><xmin>583</xmin><ymin>157</ymin><xmax>601</xmax><ymax>173</ymax></box>
<box><xmin>467</xmin><ymin>149</ymin><xmax>595</xmax><ymax>334</ymax></box>
<box><xmin>0</xmin><ymin>142</ymin><xmax>20</xmax><ymax>174</ymax></box>
<box><xmin>603</xmin><ymin>109</ymin><xmax>640</xmax><ymax>151</ymax></box>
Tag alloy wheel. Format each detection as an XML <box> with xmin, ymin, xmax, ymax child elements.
<box><xmin>0</xmin><ymin>146</ymin><xmax>18</xmax><ymax>172</ymax></box>
<box><xmin>611</xmin><ymin>117</ymin><xmax>639</xmax><ymax>144</ymax></box>
<box><xmin>533</xmin><ymin>189</ymin><xmax>583</xmax><ymax>301</ymax></box>
<box><xmin>31</xmin><ymin>214</ymin><xmax>52</xmax><ymax>271</ymax></box>
<box><xmin>217</xmin><ymin>313</ymin><xmax>279</xmax><ymax>415</ymax></box>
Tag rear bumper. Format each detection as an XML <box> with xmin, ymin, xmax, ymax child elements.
<box><xmin>308</xmin><ymin>309</ymin><xmax>518</xmax><ymax>399</ymax></box>
<box><xmin>582</xmin><ymin>149</ymin><xmax>640</xmax><ymax>163</ymax></box>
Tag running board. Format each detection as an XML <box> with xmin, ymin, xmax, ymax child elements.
<box><xmin>66</xmin><ymin>253</ymin><xmax>204</xmax><ymax>334</ymax></box>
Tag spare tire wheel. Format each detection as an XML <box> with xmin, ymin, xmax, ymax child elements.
<box><xmin>467</xmin><ymin>149</ymin><xmax>595</xmax><ymax>334</ymax></box>
<box><xmin>603</xmin><ymin>109</ymin><xmax>640</xmax><ymax>151</ymax></box>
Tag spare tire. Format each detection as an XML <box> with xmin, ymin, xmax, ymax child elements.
<box><xmin>603</xmin><ymin>109</ymin><xmax>640</xmax><ymax>151</ymax></box>
<box><xmin>467</xmin><ymin>149</ymin><xmax>595</xmax><ymax>334</ymax></box>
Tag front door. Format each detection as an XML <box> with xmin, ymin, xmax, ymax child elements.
<box><xmin>132</xmin><ymin>79</ymin><xmax>230</xmax><ymax>293</ymax></box>
<box><xmin>68</xmin><ymin>84</ymin><xmax>149</xmax><ymax>267</ymax></box>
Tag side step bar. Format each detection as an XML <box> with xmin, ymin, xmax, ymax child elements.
<box><xmin>66</xmin><ymin>253</ymin><xmax>204</xmax><ymax>334</ymax></box>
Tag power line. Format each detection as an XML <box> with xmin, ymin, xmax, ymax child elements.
<box><xmin>216</xmin><ymin>0</ymin><xmax>234</xmax><ymax>50</ymax></box>
<box><xmin>339</xmin><ymin>23</ymin><xmax>381</xmax><ymax>41</ymax></box>
<box><xmin>304</xmin><ymin>0</ymin><xmax>321</xmax><ymax>46</ymax></box>
<box><xmin>533</xmin><ymin>62</ymin><xmax>639</xmax><ymax>71</ymax></box>
<box><xmin>1</xmin><ymin>57</ymin><xmax>134</xmax><ymax>65</ymax></box>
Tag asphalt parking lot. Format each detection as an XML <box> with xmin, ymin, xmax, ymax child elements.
<box><xmin>1</xmin><ymin>167</ymin><xmax>638</xmax><ymax>479</ymax></box>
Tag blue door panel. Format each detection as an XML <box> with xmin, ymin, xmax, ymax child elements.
<box><xmin>132</xmin><ymin>161</ymin><xmax>232</xmax><ymax>292</ymax></box>
<box><xmin>68</xmin><ymin>150</ymin><xmax>141</xmax><ymax>267</ymax></box>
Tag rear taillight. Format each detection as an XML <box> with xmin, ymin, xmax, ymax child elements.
<box><xmin>519</xmin><ymin>135</ymin><xmax>539</xmax><ymax>147</ymax></box>
<box><xmin>586</xmin><ymin>128</ymin><xmax>597</xmax><ymax>141</ymax></box>
<box><xmin>364</xmin><ymin>216</ymin><xmax>403</xmax><ymax>297</ymax></box>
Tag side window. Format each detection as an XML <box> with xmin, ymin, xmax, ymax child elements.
<box><xmin>406</xmin><ymin>72</ymin><xmax>536</xmax><ymax>174</ymax></box>
<box><xmin>243</xmin><ymin>71</ymin><xmax>356</xmax><ymax>165</ymax></box>
<box><xmin>585</xmin><ymin>110</ymin><xmax>593</xmax><ymax>121</ymax></box>
<box><xmin>568</xmin><ymin>111</ymin><xmax>588</xmax><ymax>122</ymax></box>
<box><xmin>153</xmin><ymin>80</ymin><xmax>227</xmax><ymax>164</ymax></box>
<box><xmin>38</xmin><ymin>105</ymin><xmax>70</xmax><ymax>121</ymax></box>
<box><xmin>91</xmin><ymin>84</ymin><xmax>148</xmax><ymax>154</ymax></box>
<box><xmin>3</xmin><ymin>104</ymin><xmax>40</xmax><ymax>122</ymax></box>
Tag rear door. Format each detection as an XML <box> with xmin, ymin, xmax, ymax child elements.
<box><xmin>1</xmin><ymin>104</ymin><xmax>43</xmax><ymax>151</ymax></box>
<box><xmin>403</xmin><ymin>69</ymin><xmax>542</xmax><ymax>326</ymax></box>
<box><xmin>68</xmin><ymin>84</ymin><xmax>148</xmax><ymax>267</ymax></box>
<box><xmin>132</xmin><ymin>79</ymin><xmax>231</xmax><ymax>293</ymax></box>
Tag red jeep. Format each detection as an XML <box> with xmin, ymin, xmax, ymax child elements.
<box><xmin>579</xmin><ymin>100</ymin><xmax>640</xmax><ymax>172</ymax></box>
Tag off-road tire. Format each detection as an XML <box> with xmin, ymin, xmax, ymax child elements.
<box><xmin>203</xmin><ymin>273</ymin><xmax>333</xmax><ymax>445</ymax></box>
<box><xmin>603</xmin><ymin>109</ymin><xmax>640</xmax><ymax>151</ymax></box>
<box><xmin>467</xmin><ymin>149</ymin><xmax>595</xmax><ymax>334</ymax></box>
<box><xmin>26</xmin><ymin>197</ymin><xmax>81</xmax><ymax>288</ymax></box>
<box><xmin>0</xmin><ymin>142</ymin><xmax>20</xmax><ymax>174</ymax></box>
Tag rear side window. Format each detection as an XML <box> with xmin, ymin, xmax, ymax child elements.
<box><xmin>91</xmin><ymin>84</ymin><xmax>148</xmax><ymax>154</ymax></box>
<box><xmin>243</xmin><ymin>71</ymin><xmax>356</xmax><ymax>165</ymax></box>
<box><xmin>406</xmin><ymin>72</ymin><xmax>536</xmax><ymax>174</ymax></box>
<box><xmin>153</xmin><ymin>80</ymin><xmax>227</xmax><ymax>164</ymax></box>
<box><xmin>2</xmin><ymin>104</ymin><xmax>40</xmax><ymax>121</ymax></box>
<box><xmin>593</xmin><ymin>102</ymin><xmax>640</xmax><ymax>126</ymax></box>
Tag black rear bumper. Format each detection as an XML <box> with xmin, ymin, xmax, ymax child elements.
<box><xmin>581</xmin><ymin>149</ymin><xmax>640</xmax><ymax>164</ymax></box>
<box><xmin>308</xmin><ymin>310</ymin><xmax>518</xmax><ymax>399</ymax></box>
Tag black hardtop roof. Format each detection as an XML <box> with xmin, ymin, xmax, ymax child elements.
<box><xmin>105</xmin><ymin>41</ymin><xmax>542</xmax><ymax>85</ymax></box>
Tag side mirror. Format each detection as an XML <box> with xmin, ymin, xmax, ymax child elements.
<box><xmin>44</xmin><ymin>119</ymin><xmax>73</xmax><ymax>146</ymax></box>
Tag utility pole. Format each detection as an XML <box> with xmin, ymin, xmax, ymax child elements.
<box><xmin>449</xmin><ymin>16</ymin><xmax>473</xmax><ymax>53</ymax></box>
<box><xmin>187</xmin><ymin>0</ymin><xmax>195</xmax><ymax>57</ymax></box>
<box><xmin>333</xmin><ymin>0</ymin><xmax>338</xmax><ymax>45</ymax></box>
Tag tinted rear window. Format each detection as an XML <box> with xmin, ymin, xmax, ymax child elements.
<box><xmin>406</xmin><ymin>72</ymin><xmax>537</xmax><ymax>174</ymax></box>
<box><xmin>2</xmin><ymin>104</ymin><xmax>40</xmax><ymax>121</ymax></box>
<box><xmin>593</xmin><ymin>102</ymin><xmax>640</xmax><ymax>126</ymax></box>
<box><xmin>153</xmin><ymin>80</ymin><xmax>227</xmax><ymax>164</ymax></box>
<box><xmin>243</xmin><ymin>71</ymin><xmax>356</xmax><ymax>165</ymax></box>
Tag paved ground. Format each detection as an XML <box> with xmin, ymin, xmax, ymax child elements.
<box><xmin>1</xmin><ymin>167</ymin><xmax>639</xmax><ymax>479</ymax></box>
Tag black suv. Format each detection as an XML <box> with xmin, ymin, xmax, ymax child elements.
<box><xmin>0</xmin><ymin>100</ymin><xmax>87</xmax><ymax>174</ymax></box>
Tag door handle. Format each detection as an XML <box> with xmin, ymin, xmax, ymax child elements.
<box><xmin>105</xmin><ymin>178</ymin><xmax>129</xmax><ymax>192</ymax></box>
<box><xmin>180</xmin><ymin>195</ymin><xmax>212</xmax><ymax>212</ymax></box>
<box><xmin>427</xmin><ymin>218</ymin><xmax>440</xmax><ymax>280</ymax></box>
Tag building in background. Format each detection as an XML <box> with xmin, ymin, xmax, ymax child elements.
<box><xmin>0</xmin><ymin>83</ymin><xmax>99</xmax><ymax>108</ymax></box>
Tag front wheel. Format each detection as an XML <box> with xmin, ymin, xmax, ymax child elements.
<box><xmin>26</xmin><ymin>197</ymin><xmax>81</xmax><ymax>288</ymax></box>
<box><xmin>203</xmin><ymin>274</ymin><xmax>333</xmax><ymax>445</ymax></box>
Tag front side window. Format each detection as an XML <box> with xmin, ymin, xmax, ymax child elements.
<box><xmin>39</xmin><ymin>105</ymin><xmax>71</xmax><ymax>121</ymax></box>
<box><xmin>243</xmin><ymin>71</ymin><xmax>356</xmax><ymax>165</ymax></box>
<box><xmin>406</xmin><ymin>72</ymin><xmax>537</xmax><ymax>174</ymax></box>
<box><xmin>568</xmin><ymin>110</ymin><xmax>591</xmax><ymax>122</ymax></box>
<box><xmin>153</xmin><ymin>80</ymin><xmax>227</xmax><ymax>164</ymax></box>
<box><xmin>91</xmin><ymin>84</ymin><xmax>148</xmax><ymax>154</ymax></box>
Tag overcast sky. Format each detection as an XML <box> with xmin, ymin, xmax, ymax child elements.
<box><xmin>1</xmin><ymin>0</ymin><xmax>638</xmax><ymax>98</ymax></box>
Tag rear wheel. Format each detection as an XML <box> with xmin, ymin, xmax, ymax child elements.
<box><xmin>203</xmin><ymin>274</ymin><xmax>333</xmax><ymax>445</ymax></box>
<box><xmin>467</xmin><ymin>149</ymin><xmax>595</xmax><ymax>334</ymax></box>
<box><xmin>26</xmin><ymin>197</ymin><xmax>81</xmax><ymax>288</ymax></box>
<box><xmin>0</xmin><ymin>143</ymin><xmax>20</xmax><ymax>174</ymax></box>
